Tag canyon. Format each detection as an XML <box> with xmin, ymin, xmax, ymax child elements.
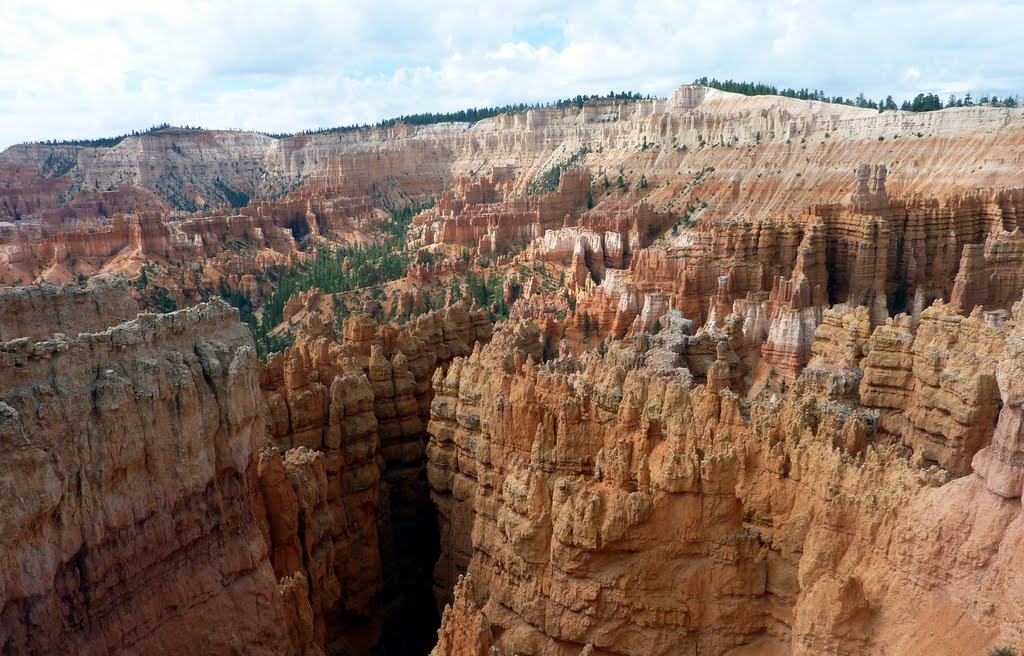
<box><xmin>2</xmin><ymin>85</ymin><xmax>1024</xmax><ymax>655</ymax></box>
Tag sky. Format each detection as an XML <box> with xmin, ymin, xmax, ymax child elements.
<box><xmin>2</xmin><ymin>0</ymin><xmax>1023</xmax><ymax>149</ymax></box>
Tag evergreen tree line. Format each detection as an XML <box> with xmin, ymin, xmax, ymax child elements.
<box><xmin>26</xmin><ymin>82</ymin><xmax>1022</xmax><ymax>150</ymax></box>
<box><xmin>25</xmin><ymin>92</ymin><xmax>651</xmax><ymax>148</ymax></box>
<box><xmin>30</xmin><ymin>123</ymin><xmax>206</xmax><ymax>148</ymax></box>
<box><xmin>259</xmin><ymin>91</ymin><xmax>651</xmax><ymax>138</ymax></box>
<box><xmin>695</xmin><ymin>77</ymin><xmax>1020</xmax><ymax>111</ymax></box>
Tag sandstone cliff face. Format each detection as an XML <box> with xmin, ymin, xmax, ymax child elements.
<box><xmin>0</xmin><ymin>203</ymin><xmax>324</xmax><ymax>287</ymax></box>
<box><xmin>0</xmin><ymin>125</ymin><xmax>457</xmax><ymax>218</ymax></box>
<box><xmin>426</xmin><ymin>302</ymin><xmax>1024</xmax><ymax>655</ymax></box>
<box><xmin>343</xmin><ymin>305</ymin><xmax>494</xmax><ymax>652</ymax></box>
<box><xmin>0</xmin><ymin>280</ymin><xmax>287</xmax><ymax>654</ymax></box>
<box><xmin>894</xmin><ymin>304</ymin><xmax>1005</xmax><ymax>473</ymax></box>
<box><xmin>633</xmin><ymin>185</ymin><xmax>1017</xmax><ymax>327</ymax></box>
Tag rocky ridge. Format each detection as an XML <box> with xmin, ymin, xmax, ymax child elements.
<box><xmin>5</xmin><ymin>88</ymin><xmax>1023</xmax><ymax>218</ymax></box>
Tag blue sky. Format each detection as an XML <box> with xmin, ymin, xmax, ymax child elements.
<box><xmin>2</xmin><ymin>0</ymin><xmax>1023</xmax><ymax>149</ymax></box>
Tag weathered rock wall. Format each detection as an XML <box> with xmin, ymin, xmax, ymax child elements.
<box><xmin>0</xmin><ymin>283</ymin><xmax>288</xmax><ymax>655</ymax></box>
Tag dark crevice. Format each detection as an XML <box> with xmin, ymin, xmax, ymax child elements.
<box><xmin>376</xmin><ymin>448</ymin><xmax>442</xmax><ymax>655</ymax></box>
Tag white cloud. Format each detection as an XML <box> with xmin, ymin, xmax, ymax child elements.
<box><xmin>1</xmin><ymin>0</ymin><xmax>1023</xmax><ymax>149</ymax></box>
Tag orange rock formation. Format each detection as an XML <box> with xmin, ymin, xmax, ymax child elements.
<box><xmin>426</xmin><ymin>299</ymin><xmax>1024</xmax><ymax>656</ymax></box>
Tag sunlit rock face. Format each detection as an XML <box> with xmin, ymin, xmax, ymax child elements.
<box><xmin>426</xmin><ymin>298</ymin><xmax>1024</xmax><ymax>656</ymax></box>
